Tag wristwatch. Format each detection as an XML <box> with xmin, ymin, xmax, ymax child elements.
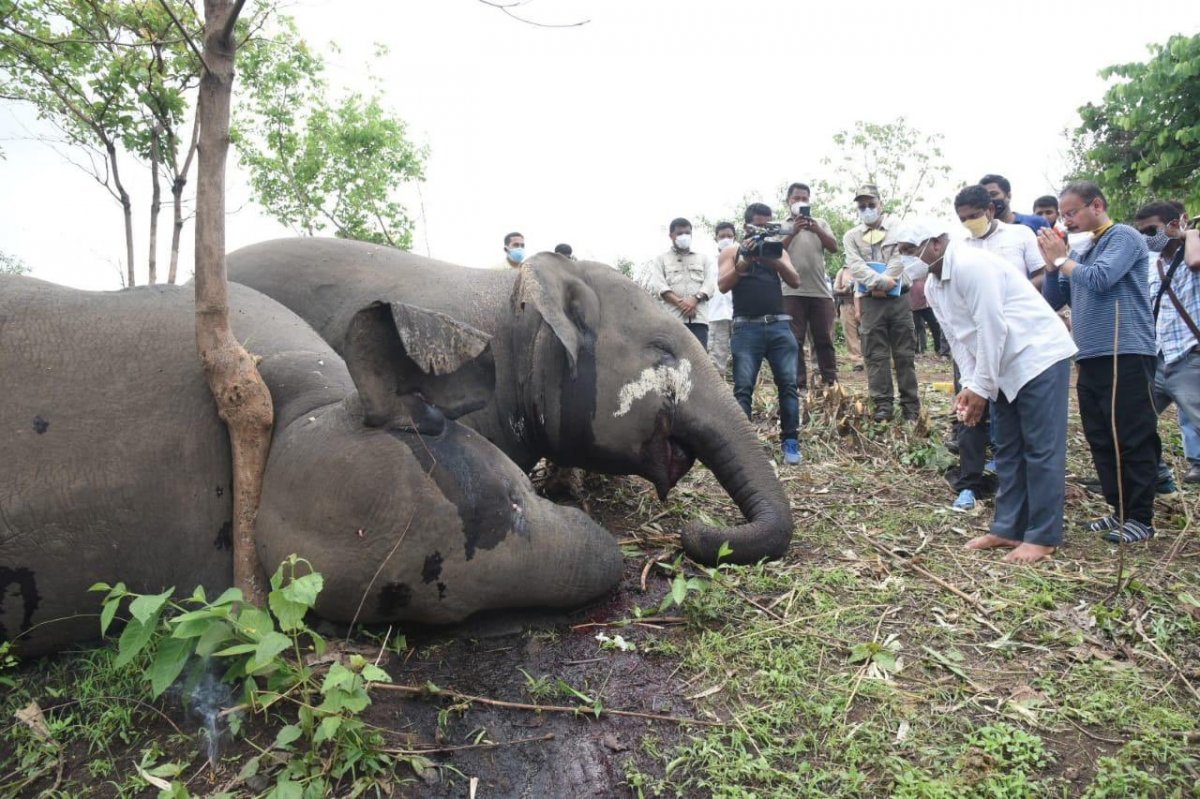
<box><xmin>1053</xmin><ymin>256</ymin><xmax>1069</xmax><ymax>268</ymax></box>
<box><xmin>694</xmin><ymin>292</ymin><xmax>708</xmax><ymax>301</ymax></box>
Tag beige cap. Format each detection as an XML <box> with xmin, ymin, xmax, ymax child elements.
<box><xmin>854</xmin><ymin>184</ymin><xmax>881</xmax><ymax>202</ymax></box>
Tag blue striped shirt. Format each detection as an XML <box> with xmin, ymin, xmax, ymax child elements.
<box><xmin>1042</xmin><ymin>224</ymin><xmax>1155</xmax><ymax>360</ymax></box>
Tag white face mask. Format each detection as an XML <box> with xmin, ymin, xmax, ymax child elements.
<box><xmin>790</xmin><ymin>201</ymin><xmax>810</xmax><ymax>217</ymax></box>
<box><xmin>716</xmin><ymin>237</ymin><xmax>736</xmax><ymax>251</ymax></box>
<box><xmin>1066</xmin><ymin>231</ymin><xmax>1093</xmax><ymax>256</ymax></box>
<box><xmin>674</xmin><ymin>233</ymin><xmax>692</xmax><ymax>251</ymax></box>
<box><xmin>900</xmin><ymin>254</ymin><xmax>929</xmax><ymax>282</ymax></box>
<box><xmin>859</xmin><ymin>206</ymin><xmax>881</xmax><ymax>225</ymax></box>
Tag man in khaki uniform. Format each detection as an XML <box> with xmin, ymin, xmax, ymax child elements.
<box><xmin>781</xmin><ymin>182</ymin><xmax>840</xmax><ymax>389</ymax></box>
<box><xmin>493</xmin><ymin>232</ymin><xmax>526</xmax><ymax>270</ymax></box>
<box><xmin>640</xmin><ymin>217</ymin><xmax>718</xmax><ymax>348</ymax></box>
<box><xmin>843</xmin><ymin>184</ymin><xmax>920</xmax><ymax>421</ymax></box>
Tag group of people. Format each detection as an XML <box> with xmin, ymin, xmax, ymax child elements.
<box><xmin>628</xmin><ymin>174</ymin><xmax>1200</xmax><ymax>564</ymax></box>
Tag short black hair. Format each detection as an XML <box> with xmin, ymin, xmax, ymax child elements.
<box><xmin>669</xmin><ymin>217</ymin><xmax>692</xmax><ymax>234</ymax></box>
<box><xmin>954</xmin><ymin>184</ymin><xmax>992</xmax><ymax>212</ymax></box>
<box><xmin>715</xmin><ymin>222</ymin><xmax>736</xmax><ymax>237</ymax></box>
<box><xmin>504</xmin><ymin>231</ymin><xmax>523</xmax><ymax>247</ymax></box>
<box><xmin>1033</xmin><ymin>195</ymin><xmax>1058</xmax><ymax>211</ymax></box>
<box><xmin>744</xmin><ymin>202</ymin><xmax>773</xmax><ymax>223</ymax></box>
<box><xmin>786</xmin><ymin>182</ymin><xmax>810</xmax><ymax>197</ymax></box>
<box><xmin>979</xmin><ymin>174</ymin><xmax>1011</xmax><ymax>195</ymax></box>
<box><xmin>1061</xmin><ymin>181</ymin><xmax>1107</xmax><ymax>210</ymax></box>
<box><xmin>554</xmin><ymin>243</ymin><xmax>573</xmax><ymax>256</ymax></box>
<box><xmin>1134</xmin><ymin>200</ymin><xmax>1186</xmax><ymax>223</ymax></box>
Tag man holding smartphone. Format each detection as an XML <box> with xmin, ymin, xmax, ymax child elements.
<box><xmin>781</xmin><ymin>182</ymin><xmax>841</xmax><ymax>390</ymax></box>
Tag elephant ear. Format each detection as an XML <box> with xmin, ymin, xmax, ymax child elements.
<box><xmin>343</xmin><ymin>301</ymin><xmax>495</xmax><ymax>431</ymax></box>
<box><xmin>514</xmin><ymin>253</ymin><xmax>600</xmax><ymax>377</ymax></box>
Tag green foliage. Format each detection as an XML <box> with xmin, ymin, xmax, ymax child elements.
<box><xmin>234</xmin><ymin>21</ymin><xmax>426</xmax><ymax>248</ymax></box>
<box><xmin>0</xmin><ymin>250</ymin><xmax>30</xmax><ymax>275</ymax></box>
<box><xmin>90</xmin><ymin>555</ymin><xmax>398</xmax><ymax>797</ymax></box>
<box><xmin>1073</xmin><ymin>33</ymin><xmax>1200</xmax><ymax>220</ymax></box>
<box><xmin>818</xmin><ymin>118</ymin><xmax>953</xmax><ymax>219</ymax></box>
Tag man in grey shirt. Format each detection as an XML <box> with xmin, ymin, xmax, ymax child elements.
<box><xmin>781</xmin><ymin>182</ymin><xmax>840</xmax><ymax>390</ymax></box>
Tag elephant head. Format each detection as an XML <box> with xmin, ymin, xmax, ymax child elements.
<box><xmin>255</xmin><ymin>295</ymin><xmax>623</xmax><ymax>625</ymax></box>
<box><xmin>509</xmin><ymin>253</ymin><xmax>793</xmax><ymax>565</ymax></box>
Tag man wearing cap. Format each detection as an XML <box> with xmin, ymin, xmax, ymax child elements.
<box><xmin>843</xmin><ymin>184</ymin><xmax>920</xmax><ymax>421</ymax></box>
<box><xmin>896</xmin><ymin>221</ymin><xmax>1077</xmax><ymax>564</ymax></box>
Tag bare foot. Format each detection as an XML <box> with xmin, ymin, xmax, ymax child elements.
<box><xmin>1002</xmin><ymin>543</ymin><xmax>1056</xmax><ymax>564</ymax></box>
<box><xmin>965</xmin><ymin>534</ymin><xmax>1020</xmax><ymax>551</ymax></box>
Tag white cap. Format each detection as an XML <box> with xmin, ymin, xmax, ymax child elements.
<box><xmin>894</xmin><ymin>219</ymin><xmax>952</xmax><ymax>246</ymax></box>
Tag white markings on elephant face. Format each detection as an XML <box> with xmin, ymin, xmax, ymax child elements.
<box><xmin>613</xmin><ymin>358</ymin><xmax>693</xmax><ymax>417</ymax></box>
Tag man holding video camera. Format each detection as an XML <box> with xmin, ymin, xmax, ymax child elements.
<box><xmin>718</xmin><ymin>202</ymin><xmax>804</xmax><ymax>465</ymax></box>
<box><xmin>844</xmin><ymin>184</ymin><xmax>920</xmax><ymax>422</ymax></box>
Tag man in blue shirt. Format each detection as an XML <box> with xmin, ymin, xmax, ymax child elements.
<box><xmin>1038</xmin><ymin>182</ymin><xmax>1161</xmax><ymax>544</ymax></box>
<box><xmin>981</xmin><ymin>174</ymin><xmax>1050</xmax><ymax>235</ymax></box>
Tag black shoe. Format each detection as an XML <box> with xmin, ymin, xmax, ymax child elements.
<box><xmin>945</xmin><ymin>439</ymin><xmax>960</xmax><ymax>455</ymax></box>
<box><xmin>852</xmin><ymin>364</ymin><xmax>864</xmax><ymax>372</ymax></box>
<box><xmin>873</xmin><ymin>408</ymin><xmax>893</xmax><ymax>422</ymax></box>
<box><xmin>1185</xmin><ymin>464</ymin><xmax>1200</xmax><ymax>485</ymax></box>
<box><xmin>1082</xmin><ymin>479</ymin><xmax>1103</xmax><ymax>495</ymax></box>
<box><xmin>901</xmin><ymin>408</ymin><xmax>920</xmax><ymax>422</ymax></box>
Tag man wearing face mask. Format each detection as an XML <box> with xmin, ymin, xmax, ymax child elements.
<box><xmin>897</xmin><ymin>221</ymin><xmax>1077</xmax><ymax>564</ymax></box>
<box><xmin>980</xmin><ymin>174</ymin><xmax>1050</xmax><ymax>235</ymax></box>
<box><xmin>1135</xmin><ymin>201</ymin><xmax>1200</xmax><ymax>486</ymax></box>
<box><xmin>843</xmin><ymin>184</ymin><xmax>920</xmax><ymax>422</ymax></box>
<box><xmin>494</xmin><ymin>232</ymin><xmax>526</xmax><ymax>270</ymax></box>
<box><xmin>780</xmin><ymin>182</ymin><xmax>841</xmax><ymax>390</ymax></box>
<box><xmin>641</xmin><ymin>217</ymin><xmax>718</xmax><ymax>348</ymax></box>
<box><xmin>1038</xmin><ymin>182</ymin><xmax>1161</xmax><ymax>544</ymax></box>
<box><xmin>706</xmin><ymin>222</ymin><xmax>738</xmax><ymax>375</ymax></box>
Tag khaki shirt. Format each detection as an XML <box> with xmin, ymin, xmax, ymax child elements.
<box><xmin>641</xmin><ymin>248</ymin><xmax>719</xmax><ymax>324</ymax></box>
<box><xmin>782</xmin><ymin>217</ymin><xmax>834</xmax><ymax>298</ymax></box>
<box><xmin>491</xmin><ymin>259</ymin><xmax>521</xmax><ymax>270</ymax></box>
<box><xmin>843</xmin><ymin>214</ymin><xmax>908</xmax><ymax>291</ymax></box>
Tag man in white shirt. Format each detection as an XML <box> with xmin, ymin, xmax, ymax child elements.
<box><xmin>896</xmin><ymin>220</ymin><xmax>1078</xmax><ymax>564</ymax></box>
<box><xmin>706</xmin><ymin>222</ymin><xmax>737</xmax><ymax>374</ymax></box>
<box><xmin>640</xmin><ymin>217</ymin><xmax>719</xmax><ymax>348</ymax></box>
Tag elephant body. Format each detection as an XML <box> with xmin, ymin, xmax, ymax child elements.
<box><xmin>0</xmin><ymin>276</ymin><xmax>621</xmax><ymax>656</ymax></box>
<box><xmin>228</xmin><ymin>238</ymin><xmax>795</xmax><ymax>566</ymax></box>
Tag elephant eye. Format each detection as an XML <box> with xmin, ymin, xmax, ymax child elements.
<box><xmin>647</xmin><ymin>340</ymin><xmax>676</xmax><ymax>364</ymax></box>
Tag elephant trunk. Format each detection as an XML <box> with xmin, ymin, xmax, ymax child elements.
<box><xmin>673</xmin><ymin>377</ymin><xmax>794</xmax><ymax>566</ymax></box>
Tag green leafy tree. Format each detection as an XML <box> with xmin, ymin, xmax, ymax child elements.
<box><xmin>234</xmin><ymin>24</ymin><xmax>426</xmax><ymax>249</ymax></box>
<box><xmin>0</xmin><ymin>0</ymin><xmax>211</xmax><ymax>286</ymax></box>
<box><xmin>1072</xmin><ymin>33</ymin><xmax>1200</xmax><ymax>219</ymax></box>
<box><xmin>817</xmin><ymin>118</ymin><xmax>953</xmax><ymax>219</ymax></box>
<box><xmin>1</xmin><ymin>250</ymin><xmax>29</xmax><ymax>275</ymax></box>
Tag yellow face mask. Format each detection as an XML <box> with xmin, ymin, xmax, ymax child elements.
<box><xmin>962</xmin><ymin>216</ymin><xmax>991</xmax><ymax>238</ymax></box>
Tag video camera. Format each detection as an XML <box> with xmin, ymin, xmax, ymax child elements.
<box><xmin>742</xmin><ymin>222</ymin><xmax>793</xmax><ymax>260</ymax></box>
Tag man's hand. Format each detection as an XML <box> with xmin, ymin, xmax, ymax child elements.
<box><xmin>677</xmin><ymin>296</ymin><xmax>699</xmax><ymax>319</ymax></box>
<box><xmin>792</xmin><ymin>216</ymin><xmax>813</xmax><ymax>232</ymax></box>
<box><xmin>875</xmin><ymin>275</ymin><xmax>896</xmax><ymax>292</ymax></box>
<box><xmin>954</xmin><ymin>388</ymin><xmax>988</xmax><ymax>427</ymax></box>
<box><xmin>1038</xmin><ymin>228</ymin><xmax>1068</xmax><ymax>266</ymax></box>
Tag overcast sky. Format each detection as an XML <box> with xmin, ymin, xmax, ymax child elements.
<box><xmin>3</xmin><ymin>0</ymin><xmax>1199</xmax><ymax>290</ymax></box>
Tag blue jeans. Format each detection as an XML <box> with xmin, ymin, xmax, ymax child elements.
<box><xmin>1154</xmin><ymin>350</ymin><xmax>1200</xmax><ymax>466</ymax></box>
<box><xmin>991</xmin><ymin>358</ymin><xmax>1072</xmax><ymax>547</ymax></box>
<box><xmin>731</xmin><ymin>319</ymin><xmax>799</xmax><ymax>441</ymax></box>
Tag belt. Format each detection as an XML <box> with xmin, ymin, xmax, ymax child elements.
<box><xmin>733</xmin><ymin>314</ymin><xmax>792</xmax><ymax>324</ymax></box>
<box><xmin>860</xmin><ymin>287</ymin><xmax>910</xmax><ymax>297</ymax></box>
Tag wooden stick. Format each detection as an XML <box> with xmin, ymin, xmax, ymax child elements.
<box><xmin>385</xmin><ymin>732</ymin><xmax>555</xmax><ymax>756</ymax></box>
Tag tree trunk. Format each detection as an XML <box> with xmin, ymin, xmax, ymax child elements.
<box><xmin>196</xmin><ymin>0</ymin><xmax>271</xmax><ymax>606</ymax></box>
<box><xmin>169</xmin><ymin>117</ymin><xmax>200</xmax><ymax>285</ymax></box>
<box><xmin>108</xmin><ymin>140</ymin><xmax>136</xmax><ymax>288</ymax></box>
<box><xmin>148</xmin><ymin>124</ymin><xmax>162</xmax><ymax>286</ymax></box>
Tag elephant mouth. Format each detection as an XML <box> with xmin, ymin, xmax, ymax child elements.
<box><xmin>641</xmin><ymin>412</ymin><xmax>695</xmax><ymax>500</ymax></box>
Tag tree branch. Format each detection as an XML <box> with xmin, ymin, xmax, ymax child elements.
<box><xmin>221</xmin><ymin>0</ymin><xmax>247</xmax><ymax>42</ymax></box>
<box><xmin>477</xmin><ymin>0</ymin><xmax>589</xmax><ymax>27</ymax></box>
<box><xmin>156</xmin><ymin>0</ymin><xmax>210</xmax><ymax>73</ymax></box>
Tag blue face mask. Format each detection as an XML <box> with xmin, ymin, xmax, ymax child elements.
<box><xmin>508</xmin><ymin>247</ymin><xmax>525</xmax><ymax>264</ymax></box>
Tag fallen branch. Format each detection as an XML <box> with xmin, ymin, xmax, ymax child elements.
<box><xmin>385</xmin><ymin>732</ymin><xmax>555</xmax><ymax>756</ymax></box>
<box><xmin>371</xmin><ymin>683</ymin><xmax>726</xmax><ymax>727</ymax></box>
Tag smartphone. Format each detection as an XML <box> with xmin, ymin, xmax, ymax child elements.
<box><xmin>797</xmin><ymin>205</ymin><xmax>811</xmax><ymax>218</ymax></box>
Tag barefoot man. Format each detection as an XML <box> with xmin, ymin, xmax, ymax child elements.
<box><xmin>895</xmin><ymin>220</ymin><xmax>1078</xmax><ymax>564</ymax></box>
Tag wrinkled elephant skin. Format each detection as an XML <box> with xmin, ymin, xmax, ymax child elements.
<box><xmin>0</xmin><ymin>276</ymin><xmax>621</xmax><ymax>656</ymax></box>
<box><xmin>229</xmin><ymin>238</ymin><xmax>795</xmax><ymax>565</ymax></box>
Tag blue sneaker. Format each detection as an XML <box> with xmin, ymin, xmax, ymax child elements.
<box><xmin>983</xmin><ymin>459</ymin><xmax>997</xmax><ymax>475</ymax></box>
<box><xmin>1157</xmin><ymin>475</ymin><xmax>1179</xmax><ymax>495</ymax></box>
<box><xmin>782</xmin><ymin>439</ymin><xmax>802</xmax><ymax>465</ymax></box>
<box><xmin>952</xmin><ymin>489</ymin><xmax>976</xmax><ymax>511</ymax></box>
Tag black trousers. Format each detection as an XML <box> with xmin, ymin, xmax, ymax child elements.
<box><xmin>912</xmin><ymin>307</ymin><xmax>943</xmax><ymax>354</ymax></box>
<box><xmin>1076</xmin><ymin>355</ymin><xmax>1161</xmax><ymax>526</ymax></box>
<box><xmin>684</xmin><ymin>322</ymin><xmax>709</xmax><ymax>350</ymax></box>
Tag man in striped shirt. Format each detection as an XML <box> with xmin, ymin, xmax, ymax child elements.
<box><xmin>1039</xmin><ymin>182</ymin><xmax>1161</xmax><ymax>544</ymax></box>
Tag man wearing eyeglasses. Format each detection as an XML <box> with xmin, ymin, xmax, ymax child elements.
<box><xmin>1038</xmin><ymin>182</ymin><xmax>1161</xmax><ymax>545</ymax></box>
